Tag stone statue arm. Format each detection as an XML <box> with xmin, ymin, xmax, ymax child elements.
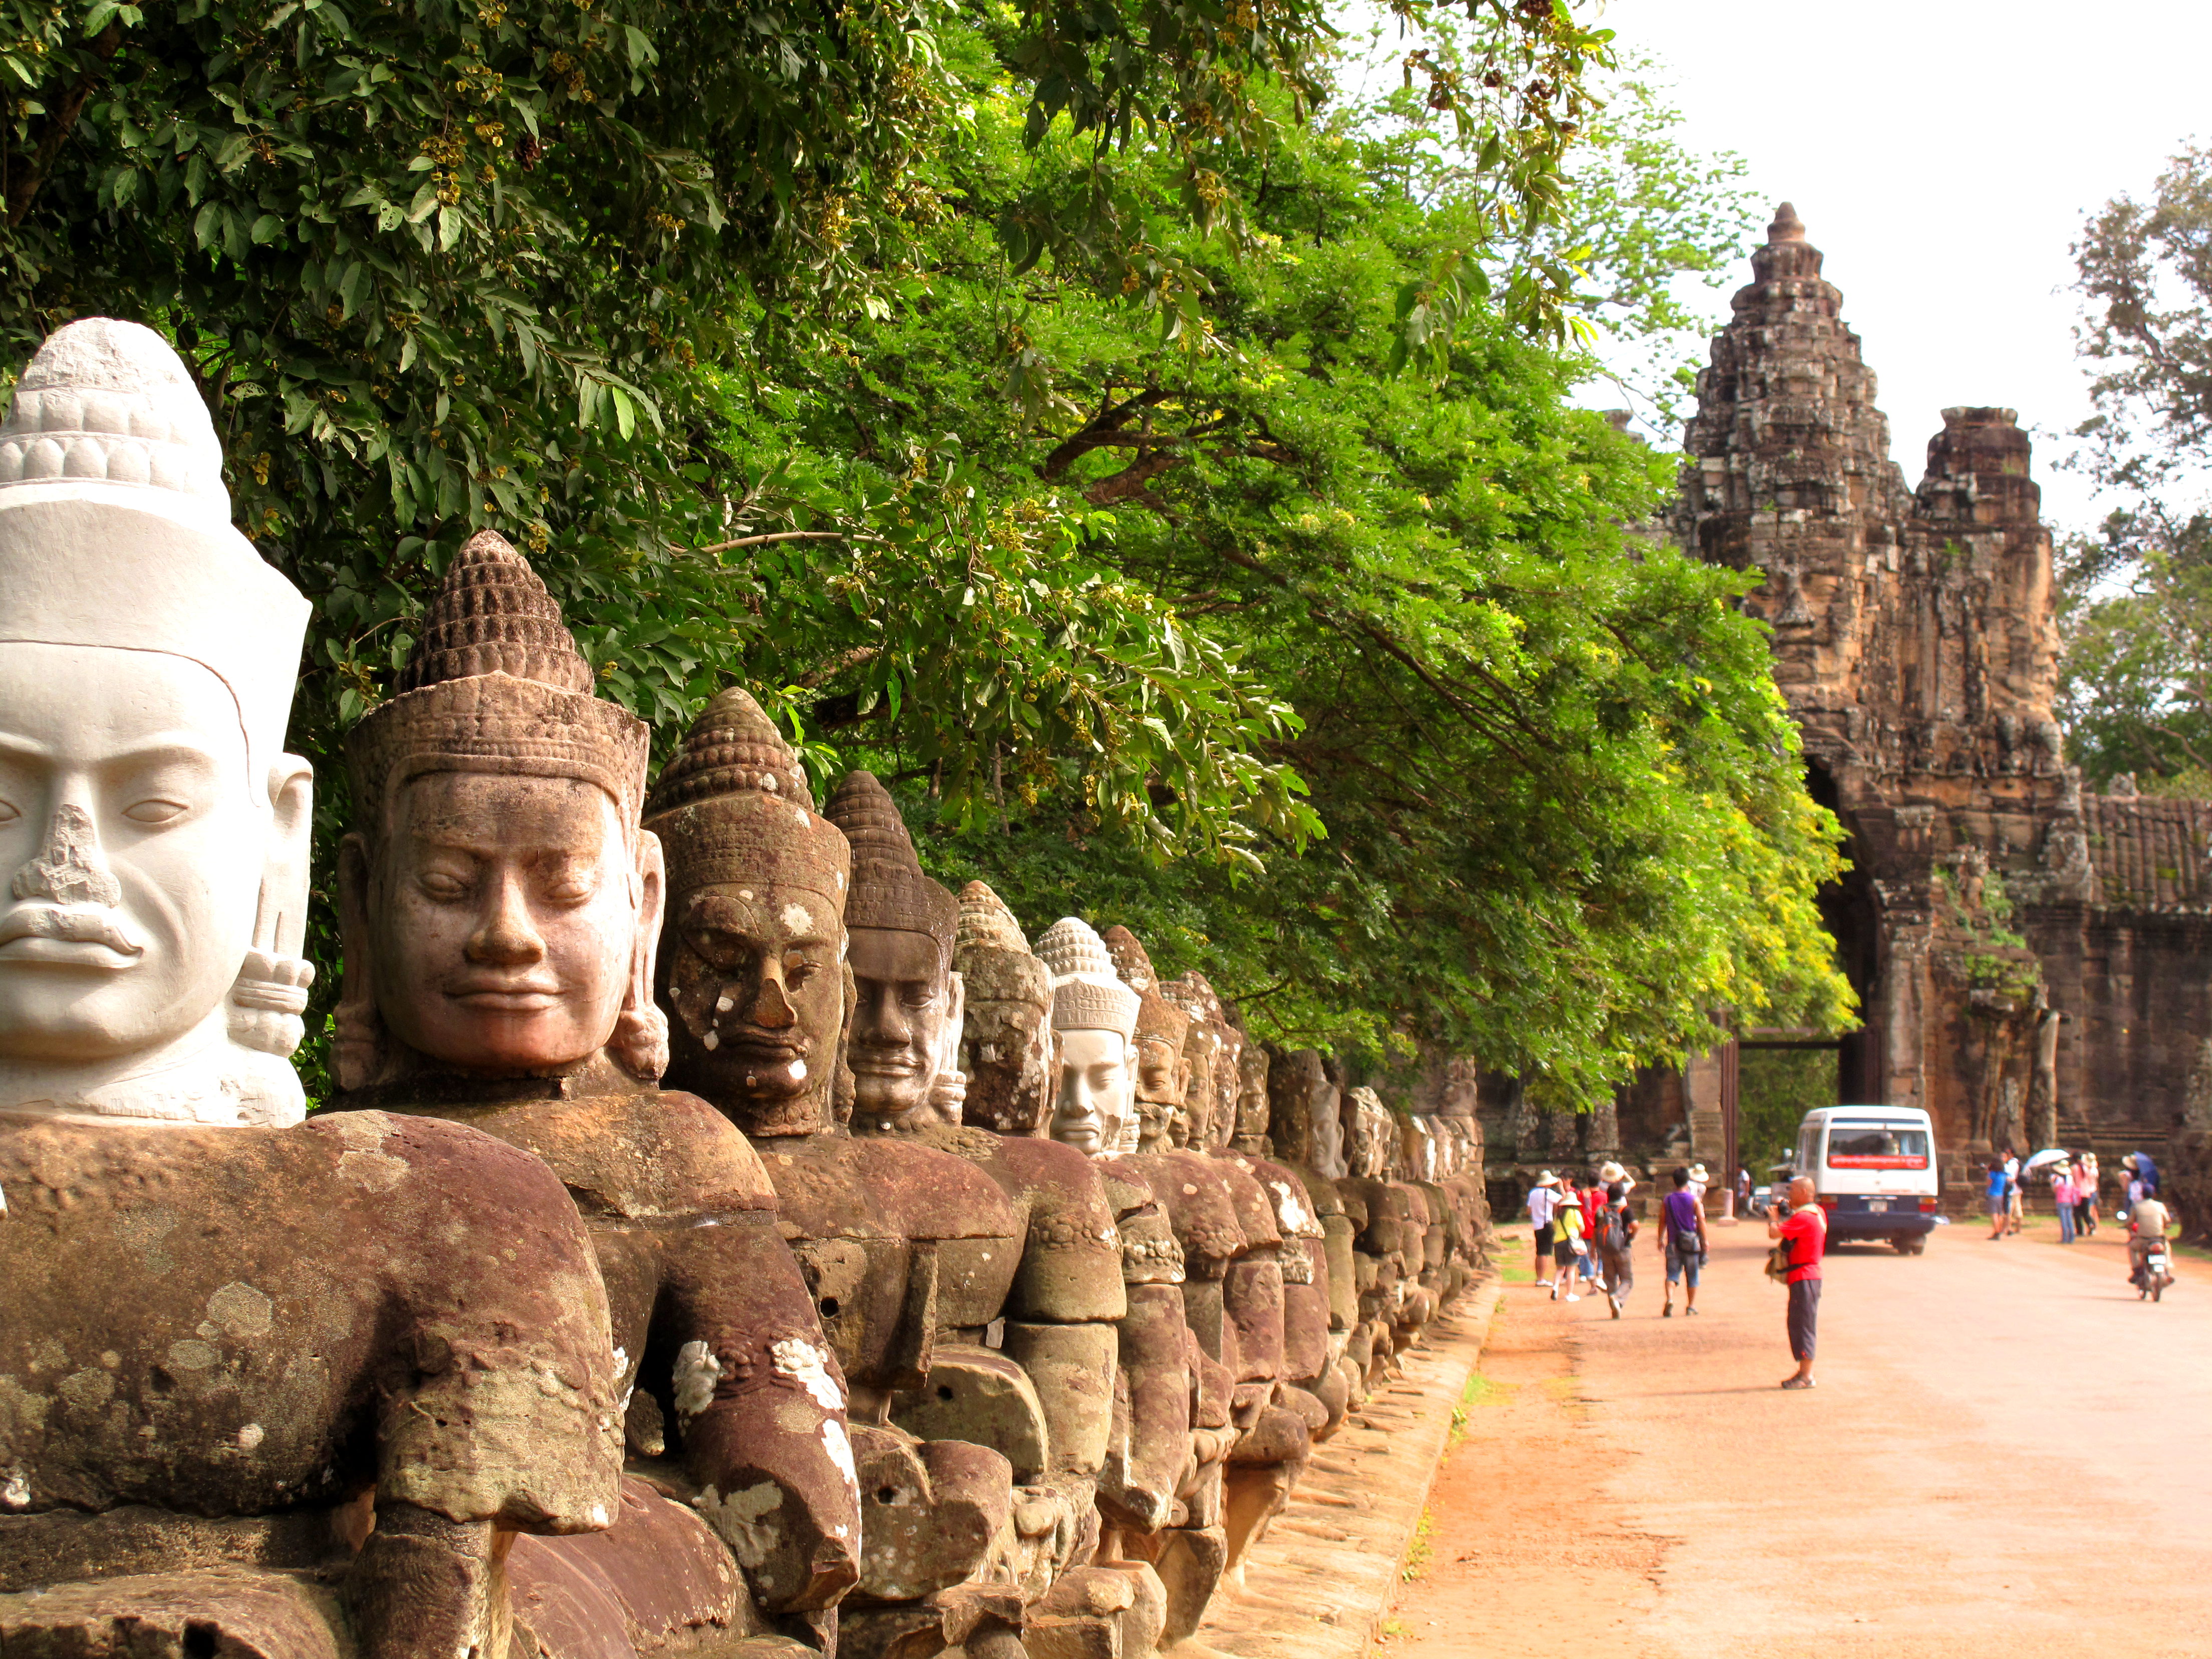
<box><xmin>657</xmin><ymin>1215</ymin><xmax>865</xmax><ymax>1613</ymax></box>
<box><xmin>355</xmin><ymin>1118</ymin><xmax>628</xmax><ymax>1657</ymax></box>
<box><xmin>1099</xmin><ymin>1194</ymin><xmax>1191</xmax><ymax>1534</ymax></box>
<box><xmin>345</xmin><ymin>1503</ymin><xmax>507</xmax><ymax>1659</ymax></box>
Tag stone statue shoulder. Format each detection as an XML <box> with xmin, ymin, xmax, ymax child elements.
<box><xmin>757</xmin><ymin>1134</ymin><xmax>1020</xmax><ymax>1245</ymax></box>
<box><xmin>915</xmin><ymin>1126</ymin><xmax>1125</xmax><ymax>1322</ymax></box>
<box><xmin>1223</xmin><ymin>1152</ymin><xmax>1325</xmax><ymax>1243</ymax></box>
<box><xmin>335</xmin><ymin>1081</ymin><xmax>779</xmax><ymax>1222</ymax></box>
<box><xmin>1282</xmin><ymin>1162</ymin><xmax>1346</xmax><ymax>1219</ymax></box>
<box><xmin>1209</xmin><ymin>1154</ymin><xmax>1283</xmax><ymax>1252</ymax></box>
<box><xmin>0</xmin><ymin>1111</ymin><xmax>622</xmax><ymax>1532</ymax></box>
<box><xmin>1124</xmin><ymin>1150</ymin><xmax>1247</xmax><ymax>1271</ymax></box>
<box><xmin>1097</xmin><ymin>1155</ymin><xmax>1185</xmax><ymax>1286</ymax></box>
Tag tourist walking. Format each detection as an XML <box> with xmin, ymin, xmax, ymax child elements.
<box><xmin>1550</xmin><ymin>1189</ymin><xmax>1587</xmax><ymax>1302</ymax></box>
<box><xmin>2077</xmin><ymin>1151</ymin><xmax>2100</xmax><ymax>1235</ymax></box>
<box><xmin>1596</xmin><ymin>1180</ymin><xmax>1637</xmax><ymax>1317</ymax></box>
<box><xmin>1577</xmin><ymin>1170</ymin><xmax>1606</xmax><ymax>1293</ymax></box>
<box><xmin>2005</xmin><ymin>1147</ymin><xmax>2025</xmax><ymax>1234</ymax></box>
<box><xmin>1986</xmin><ymin>1157</ymin><xmax>2009</xmax><ymax>1240</ymax></box>
<box><xmin>1526</xmin><ymin>1172</ymin><xmax>1560</xmax><ymax>1288</ymax></box>
<box><xmin>1770</xmin><ymin>1174</ymin><xmax>1827</xmax><ymax>1388</ymax></box>
<box><xmin>2052</xmin><ymin>1157</ymin><xmax>2077</xmax><ymax>1244</ymax></box>
<box><xmin>1658</xmin><ymin>1166</ymin><xmax>1707</xmax><ymax>1317</ymax></box>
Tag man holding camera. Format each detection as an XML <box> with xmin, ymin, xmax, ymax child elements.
<box><xmin>1769</xmin><ymin>1175</ymin><xmax>1827</xmax><ymax>1389</ymax></box>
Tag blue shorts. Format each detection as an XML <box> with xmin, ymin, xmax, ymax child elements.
<box><xmin>1666</xmin><ymin>1245</ymin><xmax>1702</xmax><ymax>1288</ymax></box>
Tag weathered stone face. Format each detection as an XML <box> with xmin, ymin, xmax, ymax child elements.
<box><xmin>1231</xmin><ymin>1043</ymin><xmax>1272</xmax><ymax>1152</ymax></box>
<box><xmin>1052</xmin><ymin>1025</ymin><xmax>1133</xmax><ymax>1156</ymax></box>
<box><xmin>0</xmin><ymin>647</ymin><xmax>262</xmax><ymax>1066</ymax></box>
<box><xmin>825</xmin><ymin>771</ymin><xmax>965</xmax><ymax>1131</ymax></box>
<box><xmin>954</xmin><ymin>881</ymin><xmax>1054</xmax><ymax>1135</ymax></box>
<box><xmin>1037</xmin><ymin>918</ymin><xmax>1142</xmax><ymax>1160</ymax></box>
<box><xmin>647</xmin><ymin>687</ymin><xmax>851</xmax><ymax>1138</ymax></box>
<box><xmin>847</xmin><ymin>924</ymin><xmax>960</xmax><ymax>1121</ymax></box>
<box><xmin>661</xmin><ymin>879</ymin><xmax>842</xmax><ymax>1127</ymax></box>
<box><xmin>362</xmin><ymin>770</ymin><xmax>642</xmax><ymax>1073</ymax></box>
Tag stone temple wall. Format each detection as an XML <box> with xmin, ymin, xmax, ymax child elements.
<box><xmin>1669</xmin><ymin>203</ymin><xmax>2212</xmax><ymax>1208</ymax></box>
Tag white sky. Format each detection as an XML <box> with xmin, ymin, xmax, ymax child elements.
<box><xmin>1578</xmin><ymin>0</ymin><xmax>2212</xmax><ymax>536</ymax></box>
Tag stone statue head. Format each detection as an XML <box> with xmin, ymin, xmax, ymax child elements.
<box><xmin>1100</xmin><ymin>926</ymin><xmax>1187</xmax><ymax>1154</ymax></box>
<box><xmin>1265</xmin><ymin>1048</ymin><xmax>1344</xmax><ymax>1178</ymax></box>
<box><xmin>645</xmin><ymin>686</ymin><xmax>850</xmax><ymax>1137</ymax></box>
<box><xmin>1159</xmin><ymin>973</ymin><xmax>1225</xmax><ymax>1149</ymax></box>
<box><xmin>822</xmin><ymin>770</ymin><xmax>965</xmax><ymax>1134</ymax></box>
<box><xmin>1230</xmin><ymin>1034</ymin><xmax>1272</xmax><ymax>1155</ymax></box>
<box><xmin>1035</xmin><ymin>917</ymin><xmax>1139</xmax><ymax>1157</ymax></box>
<box><xmin>0</xmin><ymin>320</ymin><xmax>316</xmax><ymax>1126</ymax></box>
<box><xmin>338</xmin><ymin>532</ymin><xmax>663</xmax><ymax>1090</ymax></box>
<box><xmin>953</xmin><ymin>880</ymin><xmax>1053</xmax><ymax>1135</ymax></box>
<box><xmin>1344</xmin><ymin>1086</ymin><xmax>1393</xmax><ymax>1179</ymax></box>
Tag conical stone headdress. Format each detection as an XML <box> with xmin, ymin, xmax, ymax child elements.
<box><xmin>0</xmin><ymin>318</ymin><xmax>310</xmax><ymax>778</ymax></box>
<box><xmin>823</xmin><ymin>770</ymin><xmax>958</xmax><ymax>968</ymax></box>
<box><xmin>346</xmin><ymin>531</ymin><xmax>648</xmax><ymax>827</ymax></box>
<box><xmin>1101</xmin><ymin>925</ymin><xmax>1187</xmax><ymax>1049</ymax></box>
<box><xmin>1036</xmin><ymin>916</ymin><xmax>1140</xmax><ymax>1040</ymax></box>
<box><xmin>644</xmin><ymin>685</ymin><xmax>849</xmax><ymax>906</ymax></box>
<box><xmin>956</xmin><ymin>880</ymin><xmax>1031</xmax><ymax>958</ymax></box>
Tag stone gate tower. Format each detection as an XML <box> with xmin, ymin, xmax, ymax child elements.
<box><xmin>1677</xmin><ymin>204</ymin><xmax>2212</xmax><ymax>1180</ymax></box>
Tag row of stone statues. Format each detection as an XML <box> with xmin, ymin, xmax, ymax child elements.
<box><xmin>0</xmin><ymin>322</ymin><xmax>1489</xmax><ymax>1659</ymax></box>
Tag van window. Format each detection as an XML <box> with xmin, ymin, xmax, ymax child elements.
<box><xmin>1825</xmin><ymin>1122</ymin><xmax>1930</xmax><ymax>1170</ymax></box>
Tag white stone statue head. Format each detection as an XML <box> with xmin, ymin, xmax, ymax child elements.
<box><xmin>1035</xmin><ymin>917</ymin><xmax>1140</xmax><ymax>1158</ymax></box>
<box><xmin>0</xmin><ymin>320</ymin><xmax>313</xmax><ymax>1125</ymax></box>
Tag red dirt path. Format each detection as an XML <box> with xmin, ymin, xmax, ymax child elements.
<box><xmin>1381</xmin><ymin>1216</ymin><xmax>2212</xmax><ymax>1657</ymax></box>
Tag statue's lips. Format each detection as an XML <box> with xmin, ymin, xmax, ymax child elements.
<box><xmin>446</xmin><ymin>982</ymin><xmax>564</xmax><ymax>1011</ymax></box>
<box><xmin>0</xmin><ymin>905</ymin><xmax>145</xmax><ymax>967</ymax></box>
<box><xmin>847</xmin><ymin>1051</ymin><xmax>924</xmax><ymax>1076</ymax></box>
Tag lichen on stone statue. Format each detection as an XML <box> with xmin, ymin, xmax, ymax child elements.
<box><xmin>334</xmin><ymin>543</ymin><xmax>862</xmax><ymax>1651</ymax></box>
<box><xmin>0</xmin><ymin>319</ymin><xmax>624</xmax><ymax>1659</ymax></box>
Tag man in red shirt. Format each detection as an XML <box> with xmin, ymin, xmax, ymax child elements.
<box><xmin>1768</xmin><ymin>1175</ymin><xmax>1826</xmax><ymax>1389</ymax></box>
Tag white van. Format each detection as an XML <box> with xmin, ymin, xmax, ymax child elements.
<box><xmin>1786</xmin><ymin>1106</ymin><xmax>1941</xmax><ymax>1253</ymax></box>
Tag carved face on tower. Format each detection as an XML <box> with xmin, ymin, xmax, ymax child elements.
<box><xmin>646</xmin><ymin>686</ymin><xmax>850</xmax><ymax>1137</ymax></box>
<box><xmin>339</xmin><ymin>532</ymin><xmax>664</xmax><ymax>1087</ymax></box>
<box><xmin>1100</xmin><ymin>925</ymin><xmax>1188</xmax><ymax>1154</ymax></box>
<box><xmin>823</xmin><ymin>771</ymin><xmax>965</xmax><ymax>1132</ymax></box>
<box><xmin>0</xmin><ymin>320</ymin><xmax>315</xmax><ymax>1125</ymax></box>
<box><xmin>953</xmin><ymin>880</ymin><xmax>1053</xmax><ymax>1135</ymax></box>
<box><xmin>1036</xmin><ymin>917</ymin><xmax>1140</xmax><ymax>1158</ymax></box>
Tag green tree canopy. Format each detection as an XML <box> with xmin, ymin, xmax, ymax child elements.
<box><xmin>0</xmin><ymin>0</ymin><xmax>1849</xmax><ymax>1101</ymax></box>
<box><xmin>2063</xmin><ymin>143</ymin><xmax>2212</xmax><ymax>791</ymax></box>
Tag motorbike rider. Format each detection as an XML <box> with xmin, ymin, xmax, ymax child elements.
<box><xmin>2127</xmin><ymin>1187</ymin><xmax>2172</xmax><ymax>1290</ymax></box>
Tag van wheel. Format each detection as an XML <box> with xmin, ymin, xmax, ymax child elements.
<box><xmin>1891</xmin><ymin>1236</ymin><xmax>1912</xmax><ymax>1253</ymax></box>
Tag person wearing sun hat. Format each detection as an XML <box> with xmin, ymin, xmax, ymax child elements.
<box><xmin>1526</xmin><ymin>1170</ymin><xmax>1562</xmax><ymax>1288</ymax></box>
<box><xmin>1549</xmin><ymin>1185</ymin><xmax>1587</xmax><ymax>1302</ymax></box>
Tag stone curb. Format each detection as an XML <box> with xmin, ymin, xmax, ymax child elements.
<box><xmin>1180</xmin><ymin>1274</ymin><xmax>1506</xmax><ymax>1659</ymax></box>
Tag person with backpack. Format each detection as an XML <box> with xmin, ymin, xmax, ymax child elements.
<box><xmin>1657</xmin><ymin>1166</ymin><xmax>1707</xmax><ymax>1317</ymax></box>
<box><xmin>1549</xmin><ymin>1189</ymin><xmax>1588</xmax><ymax>1303</ymax></box>
<box><xmin>1596</xmin><ymin>1180</ymin><xmax>1638</xmax><ymax>1317</ymax></box>
<box><xmin>1769</xmin><ymin>1175</ymin><xmax>1827</xmax><ymax>1389</ymax></box>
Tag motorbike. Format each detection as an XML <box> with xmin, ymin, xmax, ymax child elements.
<box><xmin>2130</xmin><ymin>1238</ymin><xmax>2175</xmax><ymax>1302</ymax></box>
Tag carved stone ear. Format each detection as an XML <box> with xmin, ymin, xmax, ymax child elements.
<box><xmin>608</xmin><ymin>829</ymin><xmax>670</xmax><ymax>1082</ymax></box>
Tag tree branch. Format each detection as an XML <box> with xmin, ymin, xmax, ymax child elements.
<box><xmin>7</xmin><ymin>24</ymin><xmax>121</xmax><ymax>228</ymax></box>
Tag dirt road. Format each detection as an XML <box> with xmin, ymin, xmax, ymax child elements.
<box><xmin>1382</xmin><ymin>1214</ymin><xmax>2212</xmax><ymax>1657</ymax></box>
